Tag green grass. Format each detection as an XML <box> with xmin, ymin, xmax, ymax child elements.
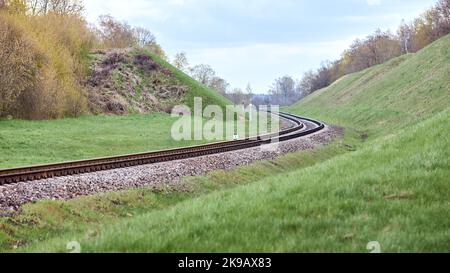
<box><xmin>13</xmin><ymin>108</ymin><xmax>450</xmax><ymax>252</ymax></box>
<box><xmin>0</xmin><ymin>113</ymin><xmax>206</xmax><ymax>168</ymax></box>
<box><xmin>0</xmin><ymin>112</ymin><xmax>278</xmax><ymax>168</ymax></box>
<box><xmin>0</xmin><ymin>130</ymin><xmax>353</xmax><ymax>252</ymax></box>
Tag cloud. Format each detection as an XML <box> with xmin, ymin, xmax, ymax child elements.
<box><xmin>366</xmin><ymin>0</ymin><xmax>382</xmax><ymax>6</ymax></box>
<box><xmin>84</xmin><ymin>0</ymin><xmax>194</xmax><ymax>23</ymax></box>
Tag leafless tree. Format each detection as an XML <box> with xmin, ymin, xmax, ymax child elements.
<box><xmin>133</xmin><ymin>26</ymin><xmax>156</xmax><ymax>47</ymax></box>
<box><xmin>228</xmin><ymin>88</ymin><xmax>245</xmax><ymax>105</ymax></box>
<box><xmin>398</xmin><ymin>20</ymin><xmax>413</xmax><ymax>53</ymax></box>
<box><xmin>26</xmin><ymin>0</ymin><xmax>84</xmax><ymax>15</ymax></box>
<box><xmin>209</xmin><ymin>76</ymin><xmax>229</xmax><ymax>95</ymax></box>
<box><xmin>97</xmin><ymin>15</ymin><xmax>135</xmax><ymax>48</ymax></box>
<box><xmin>173</xmin><ymin>52</ymin><xmax>189</xmax><ymax>71</ymax></box>
<box><xmin>269</xmin><ymin>76</ymin><xmax>298</xmax><ymax>106</ymax></box>
<box><xmin>245</xmin><ymin>83</ymin><xmax>254</xmax><ymax>105</ymax></box>
<box><xmin>190</xmin><ymin>64</ymin><xmax>216</xmax><ymax>85</ymax></box>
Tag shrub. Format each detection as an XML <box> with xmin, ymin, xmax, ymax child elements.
<box><xmin>0</xmin><ymin>13</ymin><xmax>40</xmax><ymax>117</ymax></box>
<box><xmin>0</xmin><ymin>11</ymin><xmax>94</xmax><ymax>119</ymax></box>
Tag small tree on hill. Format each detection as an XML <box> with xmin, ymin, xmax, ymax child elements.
<box><xmin>173</xmin><ymin>52</ymin><xmax>189</xmax><ymax>71</ymax></box>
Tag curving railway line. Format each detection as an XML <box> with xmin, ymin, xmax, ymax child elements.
<box><xmin>0</xmin><ymin>113</ymin><xmax>325</xmax><ymax>186</ymax></box>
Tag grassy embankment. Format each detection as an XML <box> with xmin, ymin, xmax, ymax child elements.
<box><xmin>19</xmin><ymin>108</ymin><xmax>450</xmax><ymax>252</ymax></box>
<box><xmin>288</xmin><ymin>34</ymin><xmax>449</xmax><ymax>139</ymax></box>
<box><xmin>1</xmin><ymin>35</ymin><xmax>449</xmax><ymax>252</ymax></box>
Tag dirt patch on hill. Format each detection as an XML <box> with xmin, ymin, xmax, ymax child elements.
<box><xmin>85</xmin><ymin>48</ymin><xmax>189</xmax><ymax>114</ymax></box>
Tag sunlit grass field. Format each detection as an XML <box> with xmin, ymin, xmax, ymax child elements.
<box><xmin>0</xmin><ymin>113</ymin><xmax>207</xmax><ymax>168</ymax></box>
<box><xmin>0</xmin><ymin>111</ymin><xmax>276</xmax><ymax>169</ymax></box>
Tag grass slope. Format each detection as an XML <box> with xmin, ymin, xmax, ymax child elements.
<box><xmin>0</xmin><ymin>134</ymin><xmax>349</xmax><ymax>252</ymax></box>
<box><xmin>21</xmin><ymin>108</ymin><xmax>450</xmax><ymax>252</ymax></box>
<box><xmin>289</xmin><ymin>34</ymin><xmax>450</xmax><ymax>138</ymax></box>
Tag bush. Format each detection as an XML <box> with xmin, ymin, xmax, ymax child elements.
<box><xmin>0</xmin><ymin>13</ymin><xmax>40</xmax><ymax>117</ymax></box>
<box><xmin>0</xmin><ymin>11</ymin><xmax>94</xmax><ymax>119</ymax></box>
<box><xmin>96</xmin><ymin>15</ymin><xmax>167</xmax><ymax>60</ymax></box>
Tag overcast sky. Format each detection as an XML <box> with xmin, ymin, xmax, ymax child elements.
<box><xmin>84</xmin><ymin>0</ymin><xmax>436</xmax><ymax>93</ymax></box>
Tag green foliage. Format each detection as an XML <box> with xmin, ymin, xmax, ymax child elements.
<box><xmin>4</xmin><ymin>0</ymin><xmax>27</xmax><ymax>14</ymax></box>
<box><xmin>0</xmin><ymin>0</ymin><xmax>448</xmax><ymax>254</ymax></box>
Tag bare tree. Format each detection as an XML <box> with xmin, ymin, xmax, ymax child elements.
<box><xmin>437</xmin><ymin>0</ymin><xmax>450</xmax><ymax>22</ymax></box>
<box><xmin>97</xmin><ymin>15</ymin><xmax>136</xmax><ymax>48</ymax></box>
<box><xmin>51</xmin><ymin>0</ymin><xmax>84</xmax><ymax>14</ymax></box>
<box><xmin>133</xmin><ymin>26</ymin><xmax>156</xmax><ymax>47</ymax></box>
<box><xmin>437</xmin><ymin>0</ymin><xmax>450</xmax><ymax>35</ymax></box>
<box><xmin>245</xmin><ymin>83</ymin><xmax>254</xmax><ymax>105</ymax></box>
<box><xmin>228</xmin><ymin>88</ymin><xmax>245</xmax><ymax>105</ymax></box>
<box><xmin>173</xmin><ymin>52</ymin><xmax>189</xmax><ymax>71</ymax></box>
<box><xmin>209</xmin><ymin>76</ymin><xmax>229</xmax><ymax>95</ymax></box>
<box><xmin>269</xmin><ymin>76</ymin><xmax>298</xmax><ymax>106</ymax></box>
<box><xmin>398</xmin><ymin>20</ymin><xmax>413</xmax><ymax>53</ymax></box>
<box><xmin>26</xmin><ymin>0</ymin><xmax>84</xmax><ymax>15</ymax></box>
<box><xmin>298</xmin><ymin>71</ymin><xmax>315</xmax><ymax>97</ymax></box>
<box><xmin>190</xmin><ymin>64</ymin><xmax>216</xmax><ymax>86</ymax></box>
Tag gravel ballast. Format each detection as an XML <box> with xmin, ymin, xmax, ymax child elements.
<box><xmin>0</xmin><ymin>126</ymin><xmax>342</xmax><ymax>214</ymax></box>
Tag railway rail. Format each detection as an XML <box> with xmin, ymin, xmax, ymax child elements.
<box><xmin>0</xmin><ymin>113</ymin><xmax>325</xmax><ymax>186</ymax></box>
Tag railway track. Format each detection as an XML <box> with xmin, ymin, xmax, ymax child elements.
<box><xmin>0</xmin><ymin>113</ymin><xmax>325</xmax><ymax>186</ymax></box>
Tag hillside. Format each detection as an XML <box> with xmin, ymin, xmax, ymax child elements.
<box><xmin>22</xmin><ymin>108</ymin><xmax>450</xmax><ymax>252</ymax></box>
<box><xmin>0</xmin><ymin>43</ymin><xmax>232</xmax><ymax>169</ymax></box>
<box><xmin>0</xmin><ymin>10</ymin><xmax>230</xmax><ymax>120</ymax></box>
<box><xmin>2</xmin><ymin>35</ymin><xmax>449</xmax><ymax>253</ymax></box>
<box><xmin>289</xmin><ymin>34</ymin><xmax>450</xmax><ymax>138</ymax></box>
<box><xmin>86</xmin><ymin>48</ymin><xmax>230</xmax><ymax>114</ymax></box>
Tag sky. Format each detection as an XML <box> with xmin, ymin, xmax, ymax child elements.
<box><xmin>84</xmin><ymin>0</ymin><xmax>437</xmax><ymax>93</ymax></box>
